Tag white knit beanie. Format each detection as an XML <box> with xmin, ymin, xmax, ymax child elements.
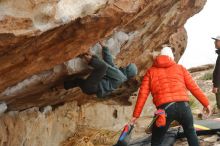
<box><xmin>161</xmin><ymin>46</ymin><xmax>174</xmax><ymax>60</ymax></box>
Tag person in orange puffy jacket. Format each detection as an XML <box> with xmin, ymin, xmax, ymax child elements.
<box><xmin>130</xmin><ymin>46</ymin><xmax>212</xmax><ymax>146</ymax></box>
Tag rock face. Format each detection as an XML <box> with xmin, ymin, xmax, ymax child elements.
<box><xmin>0</xmin><ymin>0</ymin><xmax>205</xmax><ymax>110</ymax></box>
<box><xmin>0</xmin><ymin>96</ymin><xmax>155</xmax><ymax>146</ymax></box>
<box><xmin>0</xmin><ymin>0</ymin><xmax>207</xmax><ymax>146</ymax></box>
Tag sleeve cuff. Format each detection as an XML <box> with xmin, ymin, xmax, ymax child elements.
<box><xmin>203</xmin><ymin>101</ymin><xmax>210</xmax><ymax>108</ymax></box>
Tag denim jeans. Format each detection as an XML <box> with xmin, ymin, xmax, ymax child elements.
<box><xmin>151</xmin><ymin>102</ymin><xmax>199</xmax><ymax>146</ymax></box>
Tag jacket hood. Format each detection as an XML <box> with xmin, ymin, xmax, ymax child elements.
<box><xmin>153</xmin><ymin>55</ymin><xmax>176</xmax><ymax>68</ymax></box>
<box><xmin>120</xmin><ymin>63</ymin><xmax>138</xmax><ymax>79</ymax></box>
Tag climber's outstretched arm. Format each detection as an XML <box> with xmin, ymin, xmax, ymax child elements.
<box><xmin>99</xmin><ymin>41</ymin><xmax>115</xmax><ymax>67</ymax></box>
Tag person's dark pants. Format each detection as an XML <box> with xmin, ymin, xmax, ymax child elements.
<box><xmin>151</xmin><ymin>102</ymin><xmax>199</xmax><ymax>146</ymax></box>
<box><xmin>64</xmin><ymin>56</ymin><xmax>107</xmax><ymax>94</ymax></box>
<box><xmin>216</xmin><ymin>88</ymin><xmax>220</xmax><ymax>109</ymax></box>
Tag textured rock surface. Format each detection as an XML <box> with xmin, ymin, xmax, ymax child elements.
<box><xmin>0</xmin><ymin>0</ymin><xmax>206</xmax><ymax>111</ymax></box>
<box><xmin>0</xmin><ymin>96</ymin><xmax>155</xmax><ymax>146</ymax></box>
<box><xmin>0</xmin><ymin>0</ymin><xmax>208</xmax><ymax>145</ymax></box>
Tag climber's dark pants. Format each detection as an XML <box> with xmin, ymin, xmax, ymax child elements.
<box><xmin>151</xmin><ymin>102</ymin><xmax>199</xmax><ymax>146</ymax></box>
<box><xmin>216</xmin><ymin>88</ymin><xmax>220</xmax><ymax>109</ymax></box>
<box><xmin>64</xmin><ymin>56</ymin><xmax>107</xmax><ymax>94</ymax></box>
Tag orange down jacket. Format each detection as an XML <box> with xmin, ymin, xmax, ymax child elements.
<box><xmin>133</xmin><ymin>55</ymin><xmax>209</xmax><ymax>118</ymax></box>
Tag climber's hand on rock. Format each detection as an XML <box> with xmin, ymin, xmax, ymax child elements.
<box><xmin>84</xmin><ymin>54</ymin><xmax>92</xmax><ymax>63</ymax></box>
<box><xmin>99</xmin><ymin>41</ymin><xmax>106</xmax><ymax>48</ymax></box>
<box><xmin>80</xmin><ymin>53</ymin><xmax>92</xmax><ymax>63</ymax></box>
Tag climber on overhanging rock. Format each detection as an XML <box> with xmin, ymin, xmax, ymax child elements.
<box><xmin>63</xmin><ymin>41</ymin><xmax>138</xmax><ymax>98</ymax></box>
<box><xmin>130</xmin><ymin>46</ymin><xmax>212</xmax><ymax>146</ymax></box>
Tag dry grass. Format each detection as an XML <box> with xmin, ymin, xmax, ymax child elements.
<box><xmin>61</xmin><ymin>126</ymin><xmax>120</xmax><ymax>146</ymax></box>
<box><xmin>200</xmin><ymin>72</ymin><xmax>213</xmax><ymax>81</ymax></box>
